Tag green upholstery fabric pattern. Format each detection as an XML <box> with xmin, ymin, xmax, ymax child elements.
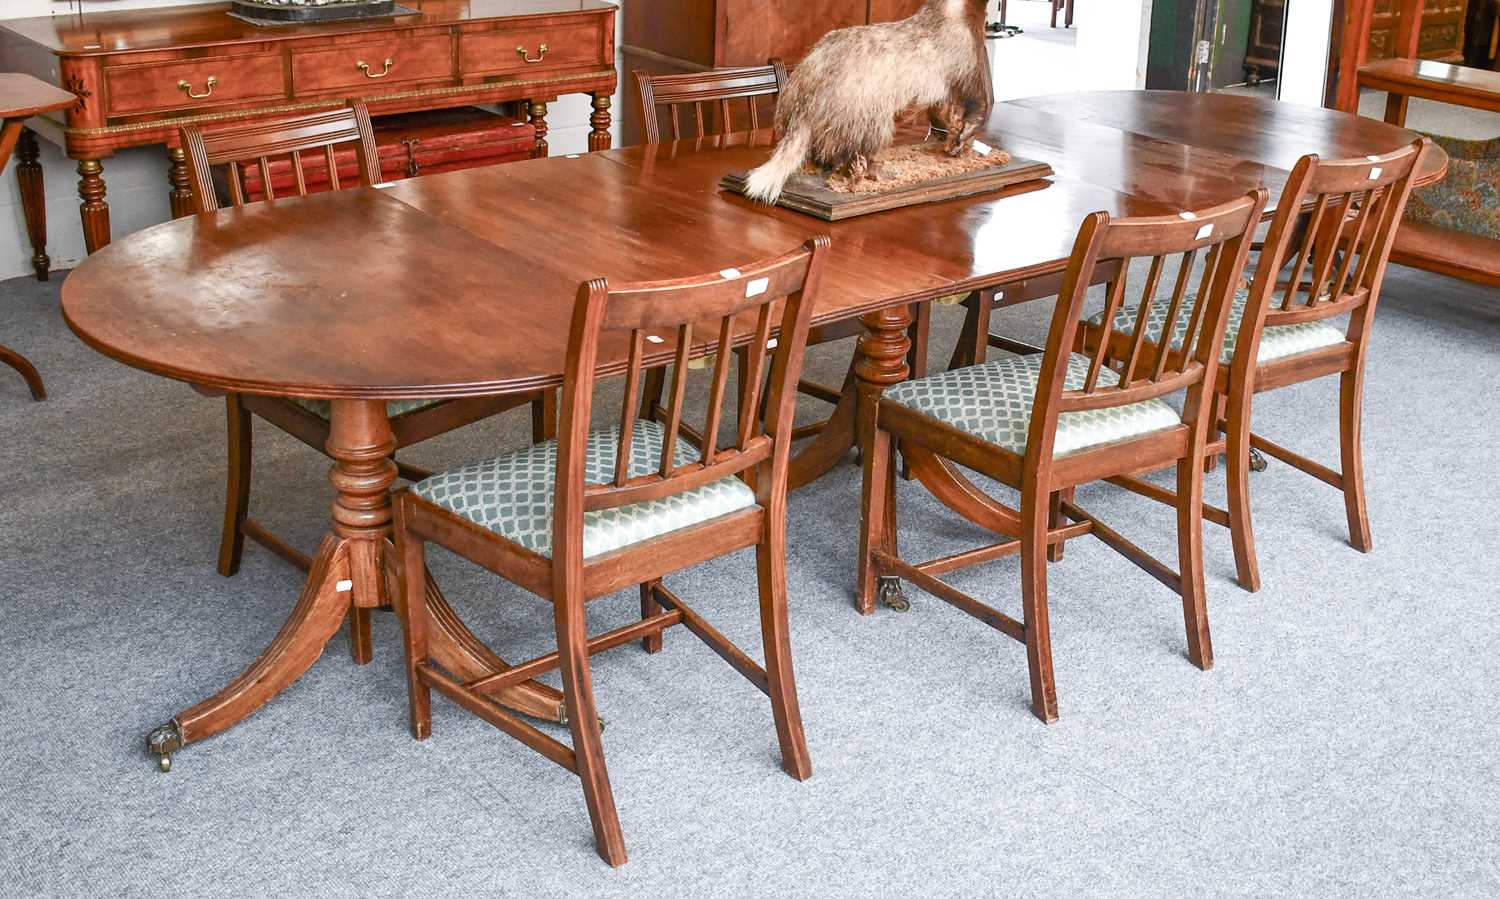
<box><xmin>290</xmin><ymin>397</ymin><xmax>448</xmax><ymax>420</ymax></box>
<box><xmin>1406</xmin><ymin>132</ymin><xmax>1500</xmax><ymax>242</ymax></box>
<box><xmin>1085</xmin><ymin>287</ymin><xmax>1344</xmax><ymax>366</ymax></box>
<box><xmin>883</xmin><ymin>353</ymin><xmax>1181</xmax><ymax>457</ymax></box>
<box><xmin>411</xmin><ymin>420</ymin><xmax>757</xmax><ymax>559</ymax></box>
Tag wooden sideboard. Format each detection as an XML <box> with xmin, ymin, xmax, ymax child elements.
<box><xmin>0</xmin><ymin>0</ymin><xmax>619</xmax><ymax>254</ymax></box>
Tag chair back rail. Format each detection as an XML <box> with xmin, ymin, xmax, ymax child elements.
<box><xmin>1040</xmin><ymin>192</ymin><xmax>1267</xmax><ymax>448</ymax></box>
<box><xmin>181</xmin><ymin>100</ymin><xmax>381</xmax><ymax>213</ymax></box>
<box><xmin>556</xmin><ymin>238</ymin><xmax>829</xmax><ymax>538</ymax></box>
<box><xmin>634</xmin><ymin>63</ymin><xmax>787</xmax><ymax>143</ymax></box>
<box><xmin>1247</xmin><ymin>139</ymin><xmax>1429</xmax><ymax>337</ymax></box>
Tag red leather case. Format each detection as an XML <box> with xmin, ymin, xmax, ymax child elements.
<box><xmin>237</xmin><ymin>106</ymin><xmax>535</xmax><ymax>202</ymax></box>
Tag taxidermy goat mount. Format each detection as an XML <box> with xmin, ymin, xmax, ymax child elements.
<box><xmin>722</xmin><ymin>0</ymin><xmax>1051</xmax><ymax>220</ymax></box>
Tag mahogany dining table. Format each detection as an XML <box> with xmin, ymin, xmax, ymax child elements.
<box><xmin>58</xmin><ymin>91</ymin><xmax>1446</xmax><ymax>771</ymax></box>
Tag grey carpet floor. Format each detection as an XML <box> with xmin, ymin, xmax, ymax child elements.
<box><xmin>2</xmin><ymin>261</ymin><xmax>1498</xmax><ymax>898</ymax></box>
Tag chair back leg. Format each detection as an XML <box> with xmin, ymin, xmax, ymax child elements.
<box><xmin>1175</xmin><ymin>455</ymin><xmax>1214</xmax><ymax>670</ymax></box>
<box><xmin>857</xmin><ymin>415</ymin><xmax>898</xmax><ymax>616</ymax></box>
<box><xmin>1020</xmin><ymin>486</ymin><xmax>1059</xmax><ymax>723</ymax></box>
<box><xmin>395</xmin><ymin>501</ymin><xmax>433</xmax><ymax>740</ymax></box>
<box><xmin>755</xmin><ymin>532</ymin><xmax>812</xmax><ymax>780</ymax></box>
<box><xmin>217</xmin><ymin>394</ymin><xmax>252</xmax><ymax>577</ymax></box>
<box><xmin>1339</xmin><ymin>367</ymin><xmax>1373</xmax><ymax>552</ymax></box>
<box><xmin>555</xmin><ymin>595</ymin><xmax>627</xmax><ymax>867</ymax></box>
<box><xmin>1223</xmin><ymin>387</ymin><xmax>1261</xmax><ymax>592</ymax></box>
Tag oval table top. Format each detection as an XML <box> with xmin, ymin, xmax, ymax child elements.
<box><xmin>61</xmin><ymin>90</ymin><xmax>1445</xmax><ymax>402</ymax></box>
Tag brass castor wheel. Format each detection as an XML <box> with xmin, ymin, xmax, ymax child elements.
<box><xmin>877</xmin><ymin>576</ymin><xmax>910</xmax><ymax>612</ymax></box>
<box><xmin>147</xmin><ymin>722</ymin><xmax>184</xmax><ymax>773</ymax></box>
<box><xmin>1249</xmin><ymin>448</ymin><xmax>1268</xmax><ymax>472</ymax></box>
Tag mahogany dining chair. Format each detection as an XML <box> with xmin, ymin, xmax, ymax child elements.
<box><xmin>1081</xmin><ymin>140</ymin><xmax>1430</xmax><ymax>591</ymax></box>
<box><xmin>858</xmin><ymin>190</ymin><xmax>1266</xmax><ymax>723</ymax></box>
<box><xmin>181</xmin><ymin>100</ymin><xmax>549</xmax><ymax>587</ymax></box>
<box><xmin>393</xmin><ymin>237</ymin><xmax>829</xmax><ymax>866</ymax></box>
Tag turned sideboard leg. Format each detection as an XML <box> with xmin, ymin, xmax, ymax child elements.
<box><xmin>16</xmin><ymin>128</ymin><xmax>49</xmax><ymax>281</ymax></box>
<box><xmin>589</xmin><ymin>93</ymin><xmax>613</xmax><ymax>152</ymax></box>
<box><xmin>76</xmin><ymin>158</ymin><xmax>110</xmax><ymax>254</ymax></box>
<box><xmin>167</xmin><ymin>146</ymin><xmax>195</xmax><ymax>219</ymax></box>
<box><xmin>529</xmin><ymin>100</ymin><xmax>549</xmax><ymax>158</ymax></box>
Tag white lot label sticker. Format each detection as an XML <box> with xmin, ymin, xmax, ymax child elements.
<box><xmin>766</xmin><ymin>337</ymin><xmax>778</xmax><ymax>349</ymax></box>
<box><xmin>745</xmin><ymin>277</ymin><xmax>770</xmax><ymax>297</ymax></box>
<box><xmin>646</xmin><ymin>334</ymin><xmax>665</xmax><ymax>344</ymax></box>
<box><xmin>1195</xmin><ymin>223</ymin><xmax>1213</xmax><ymax>240</ymax></box>
<box><xmin>972</xmin><ymin>140</ymin><xmax>994</xmax><ymax>157</ymax></box>
<box><xmin>1178</xmin><ymin>211</ymin><xmax>1197</xmax><ymax>221</ymax></box>
<box><xmin>335</xmin><ymin>580</ymin><xmax>353</xmax><ymax>593</ymax></box>
<box><xmin>719</xmin><ymin>268</ymin><xmax>743</xmax><ymax>279</ymax></box>
<box><xmin>1368</xmin><ymin>167</ymin><xmax>1382</xmax><ymax>180</ymax></box>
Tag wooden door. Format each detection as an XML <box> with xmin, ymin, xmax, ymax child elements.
<box><xmin>721</xmin><ymin>0</ymin><xmax>868</xmax><ymax>64</ymax></box>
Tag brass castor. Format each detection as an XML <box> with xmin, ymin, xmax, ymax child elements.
<box><xmin>147</xmin><ymin>722</ymin><xmax>184</xmax><ymax>773</ymax></box>
<box><xmin>877</xmin><ymin>576</ymin><xmax>910</xmax><ymax>612</ymax></box>
<box><xmin>1249</xmin><ymin>448</ymin><xmax>1269</xmax><ymax>472</ymax></box>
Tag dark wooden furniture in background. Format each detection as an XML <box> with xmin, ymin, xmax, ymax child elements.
<box><xmin>0</xmin><ymin>74</ymin><xmax>76</xmax><ymax>401</ymax></box>
<box><xmin>0</xmin><ymin>0</ymin><xmax>618</xmax><ymax>254</ymax></box>
<box><xmin>181</xmin><ymin>98</ymin><xmax>548</xmax><ymax>607</ymax></box>
<box><xmin>59</xmin><ymin>91</ymin><xmax>1445</xmax><ymax>771</ymax></box>
<box><xmin>1084</xmin><ymin>141</ymin><xmax>1428</xmax><ymax>593</ymax></box>
<box><xmin>1244</xmin><ymin>0</ymin><xmax>1285</xmax><ymax>85</ymax></box>
<box><xmin>1365</xmin><ymin>0</ymin><xmax>1466</xmax><ymax>61</ymax></box>
<box><xmin>862</xmin><ymin>191</ymin><xmax>1264</xmax><ymax>723</ymax></box>
<box><xmin>397</xmin><ymin>238</ymin><xmax>827</xmax><ymax>867</ymax></box>
<box><xmin>1337</xmin><ymin>0</ymin><xmax>1500</xmax><ymax>287</ymax></box>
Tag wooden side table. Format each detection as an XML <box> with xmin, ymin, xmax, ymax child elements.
<box><xmin>0</xmin><ymin>73</ymin><xmax>77</xmax><ymax>401</ymax></box>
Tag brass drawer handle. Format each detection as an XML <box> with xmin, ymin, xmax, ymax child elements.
<box><xmin>516</xmin><ymin>44</ymin><xmax>549</xmax><ymax>64</ymax></box>
<box><xmin>357</xmin><ymin>58</ymin><xmax>395</xmax><ymax>79</ymax></box>
<box><xmin>177</xmin><ymin>76</ymin><xmax>217</xmax><ymax>99</ymax></box>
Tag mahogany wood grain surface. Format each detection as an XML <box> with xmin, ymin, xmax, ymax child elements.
<box><xmin>59</xmin><ymin>91</ymin><xmax>1445</xmax><ymax>767</ymax></box>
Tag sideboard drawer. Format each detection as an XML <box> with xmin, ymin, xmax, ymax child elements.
<box><xmin>104</xmin><ymin>54</ymin><xmax>286</xmax><ymax>116</ymax></box>
<box><xmin>291</xmin><ymin>35</ymin><xmax>455</xmax><ymax>95</ymax></box>
<box><xmin>459</xmin><ymin>23</ymin><xmax>606</xmax><ymax>77</ymax></box>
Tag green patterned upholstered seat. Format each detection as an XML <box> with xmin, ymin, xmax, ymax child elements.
<box><xmin>1085</xmin><ymin>287</ymin><xmax>1345</xmax><ymax>367</ymax></box>
<box><xmin>411</xmin><ymin>420</ymin><xmax>757</xmax><ymax>559</ymax></box>
<box><xmin>882</xmin><ymin>353</ymin><xmax>1181</xmax><ymax>457</ymax></box>
<box><xmin>290</xmin><ymin>397</ymin><xmax>448</xmax><ymax>420</ymax></box>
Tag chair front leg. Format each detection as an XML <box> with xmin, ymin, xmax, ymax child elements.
<box><xmin>217</xmin><ymin>394</ymin><xmax>252</xmax><ymax>577</ymax></box>
<box><xmin>1175</xmin><ymin>454</ymin><xmax>1214</xmax><ymax>670</ymax></box>
<box><xmin>1339</xmin><ymin>367</ymin><xmax>1372</xmax><ymax>553</ymax></box>
<box><xmin>756</xmin><ymin>522</ymin><xmax>812</xmax><ymax>781</ymax></box>
<box><xmin>555</xmin><ymin>593</ymin><xmax>627</xmax><ymax>867</ymax></box>
<box><xmin>1020</xmin><ymin>485</ymin><xmax>1059</xmax><ymax>723</ymax></box>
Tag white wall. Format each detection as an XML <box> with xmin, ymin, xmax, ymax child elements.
<box><xmin>0</xmin><ymin>0</ymin><xmax>622</xmax><ymax>279</ymax></box>
<box><xmin>1279</xmin><ymin>0</ymin><xmax>1335</xmax><ymax>106</ymax></box>
<box><xmin>1075</xmin><ymin>0</ymin><xmax>1153</xmax><ymax>90</ymax></box>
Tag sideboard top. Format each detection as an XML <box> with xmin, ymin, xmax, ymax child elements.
<box><xmin>0</xmin><ymin>0</ymin><xmax>618</xmax><ymax>56</ymax></box>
